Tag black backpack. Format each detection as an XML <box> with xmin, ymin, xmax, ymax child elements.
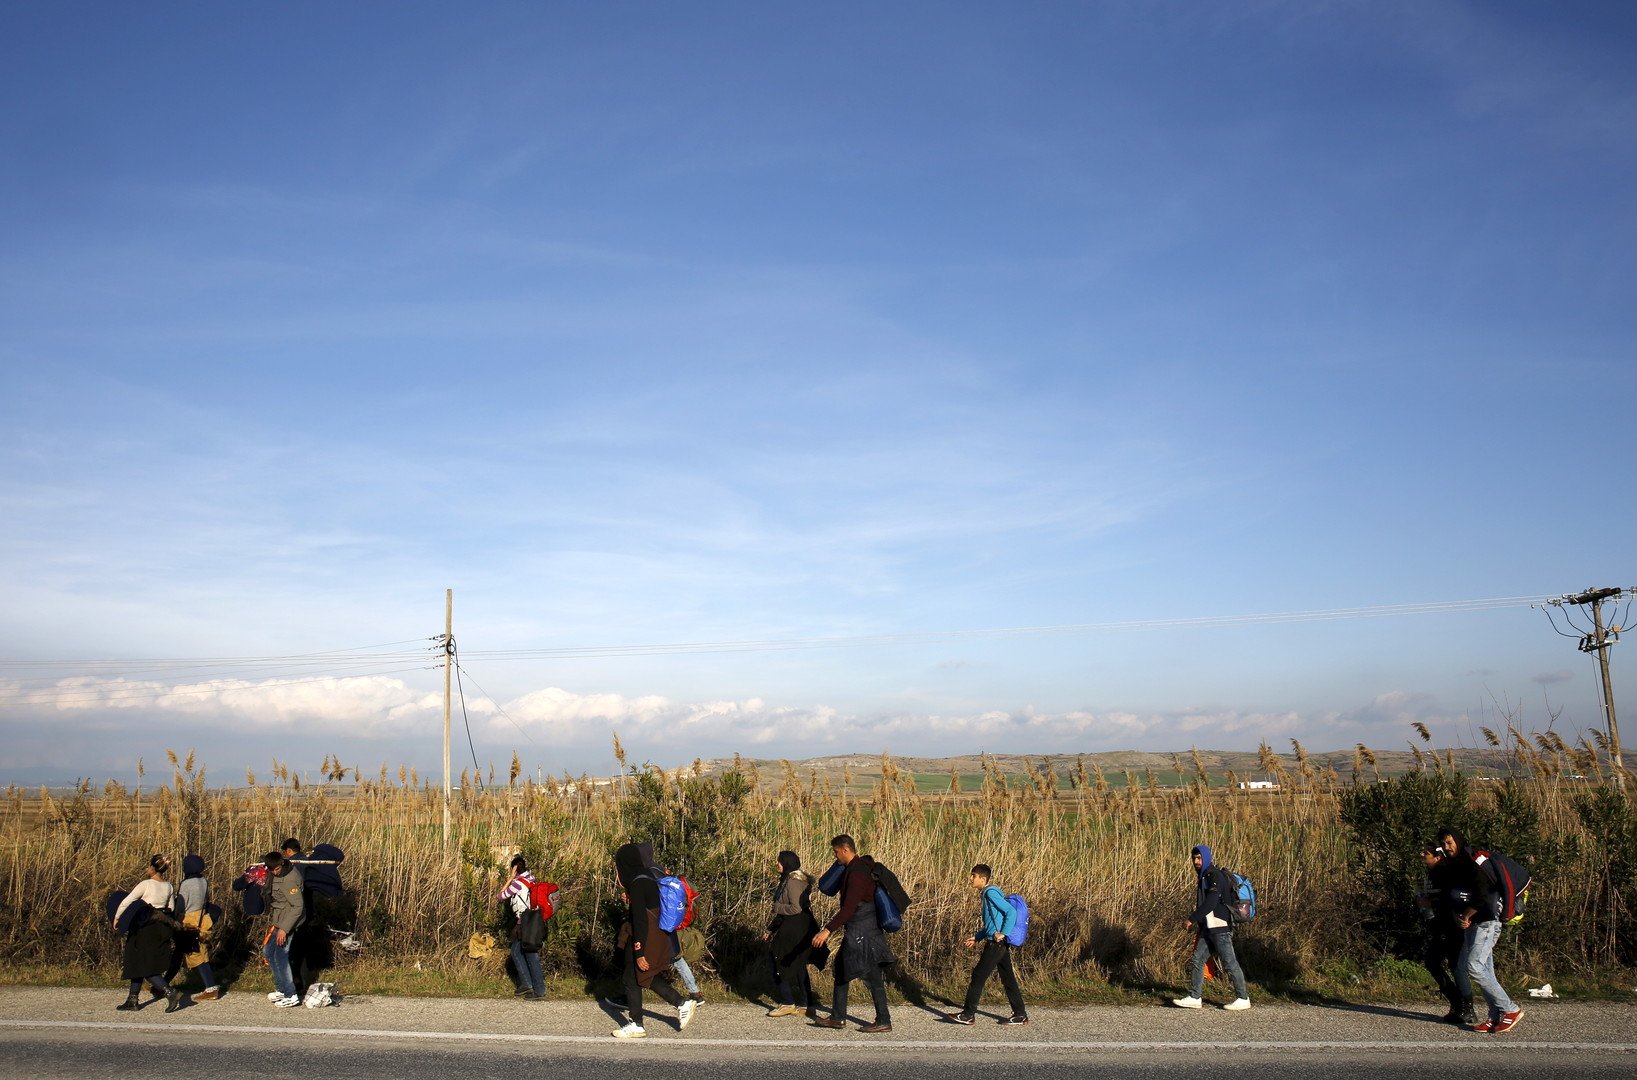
<box><xmin>870</xmin><ymin>861</ymin><xmax>911</xmax><ymax>912</ymax></box>
<box><xmin>516</xmin><ymin>907</ymin><xmax>546</xmax><ymax>952</ymax></box>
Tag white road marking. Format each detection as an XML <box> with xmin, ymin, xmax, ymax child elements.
<box><xmin>2</xmin><ymin>1019</ymin><xmax>1634</xmax><ymax>1053</ymax></box>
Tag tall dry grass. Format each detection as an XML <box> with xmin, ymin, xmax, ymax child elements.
<box><xmin>1</xmin><ymin>730</ymin><xmax>1630</xmax><ymax>996</ymax></box>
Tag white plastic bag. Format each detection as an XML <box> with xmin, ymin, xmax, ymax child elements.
<box><xmin>302</xmin><ymin>981</ymin><xmax>336</xmax><ymax>1007</ymax></box>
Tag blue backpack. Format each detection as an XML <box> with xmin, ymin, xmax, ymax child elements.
<box><xmin>653</xmin><ymin>871</ymin><xmax>691</xmax><ymax>933</ymax></box>
<box><xmin>874</xmin><ymin>885</ymin><xmax>903</xmax><ymax>932</ymax></box>
<box><xmin>817</xmin><ymin>859</ymin><xmax>845</xmax><ymax>897</ymax></box>
<box><xmin>1218</xmin><ymin>868</ymin><xmax>1257</xmax><ymax>922</ymax></box>
<box><xmin>1004</xmin><ymin>893</ymin><xmax>1031</xmax><ymax>945</ymax></box>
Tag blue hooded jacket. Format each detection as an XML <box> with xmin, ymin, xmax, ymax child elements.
<box><xmin>1190</xmin><ymin>844</ymin><xmax>1232</xmax><ymax>927</ymax></box>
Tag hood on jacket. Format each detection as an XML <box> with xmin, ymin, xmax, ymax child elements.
<box><xmin>182</xmin><ymin>854</ymin><xmax>206</xmax><ymax>880</ymax></box>
<box><xmin>614</xmin><ymin>841</ymin><xmax>656</xmax><ymax>889</ymax></box>
<box><xmin>1192</xmin><ymin>844</ymin><xmax>1214</xmax><ymax>875</ymax></box>
<box><xmin>1436</xmin><ymin>826</ymin><xmax>1470</xmax><ymax>857</ymax></box>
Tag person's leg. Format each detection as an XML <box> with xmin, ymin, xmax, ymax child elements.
<box><xmin>648</xmin><ymin>972</ymin><xmax>684</xmax><ymax>1008</ymax></box>
<box><xmin>861</xmin><ymin>963</ymin><xmax>890</xmax><ymax>1025</ymax></box>
<box><xmin>797</xmin><ymin>962</ymin><xmax>812</xmax><ymax>1011</ymax></box>
<box><xmin>622</xmin><ymin>947</ymin><xmax>646</xmax><ymax>1027</ymax></box>
<box><xmin>673</xmin><ymin>954</ymin><xmax>700</xmax><ymax>995</ymax></box>
<box><xmin>830</xmin><ymin>965</ymin><xmax>851</xmax><ymax>1022</ymax></box>
<box><xmin>961</xmin><ymin>940</ymin><xmax>1005</xmax><ymax>1015</ymax></box>
<box><xmin>1187</xmin><ymin>933</ymin><xmax>1212</xmax><ymax>998</ymax></box>
<box><xmin>1464</xmin><ymin>921</ymin><xmax>1517</xmax><ymax>1017</ymax></box>
<box><xmin>1422</xmin><ymin>933</ymin><xmax>1457</xmax><ymax>1002</ymax></box>
<box><xmin>1454</xmin><ymin>925</ymin><xmax>1474</xmax><ymax>1001</ymax></box>
<box><xmin>996</xmin><ymin>944</ymin><xmax>1027</xmax><ymax>1017</ymax></box>
<box><xmin>1208</xmin><ymin>930</ymin><xmax>1249</xmax><ymax>1000</ymax></box>
<box><xmin>524</xmin><ymin>950</ymin><xmax>545</xmax><ymax>996</ymax></box>
<box><xmin>264</xmin><ymin>937</ymin><xmax>297</xmax><ymax>999</ymax></box>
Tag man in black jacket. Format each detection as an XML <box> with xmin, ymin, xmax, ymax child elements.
<box><xmin>1171</xmin><ymin>844</ymin><xmax>1249</xmax><ymax>1010</ymax></box>
<box><xmin>811</xmin><ymin>834</ymin><xmax>894</xmax><ymax>1033</ymax></box>
<box><xmin>1416</xmin><ymin>843</ymin><xmax>1472</xmax><ymax>1025</ymax></box>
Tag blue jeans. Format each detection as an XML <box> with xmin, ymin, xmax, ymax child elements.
<box><xmin>511</xmin><ymin>941</ymin><xmax>544</xmax><ymax>996</ymax></box>
<box><xmin>1457</xmin><ymin>920</ymin><xmax>1516</xmax><ymax>1017</ymax></box>
<box><xmin>264</xmin><ymin>934</ymin><xmax>298</xmax><ymax>998</ymax></box>
<box><xmin>1188</xmin><ymin>928</ymin><xmax>1248</xmax><ymax>999</ymax></box>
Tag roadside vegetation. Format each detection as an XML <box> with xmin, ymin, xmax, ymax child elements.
<box><xmin>2</xmin><ymin>725</ymin><xmax>1632</xmax><ymax>1005</ymax></box>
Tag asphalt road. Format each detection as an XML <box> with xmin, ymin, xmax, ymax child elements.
<box><xmin>3</xmin><ymin>987</ymin><xmax>1632</xmax><ymax>1079</ymax></box>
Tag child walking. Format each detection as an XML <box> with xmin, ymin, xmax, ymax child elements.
<box><xmin>946</xmin><ymin>864</ymin><xmax>1028</xmax><ymax>1026</ymax></box>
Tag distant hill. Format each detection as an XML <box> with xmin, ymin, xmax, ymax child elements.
<box><xmin>694</xmin><ymin>747</ymin><xmax>1520</xmax><ymax>791</ymax></box>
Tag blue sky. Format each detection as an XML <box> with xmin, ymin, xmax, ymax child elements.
<box><xmin>1</xmin><ymin>2</ymin><xmax>1633</xmax><ymax>784</ymax></box>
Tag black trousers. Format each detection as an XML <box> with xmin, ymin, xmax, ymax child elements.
<box><xmin>771</xmin><ymin>949</ymin><xmax>811</xmax><ymax>1007</ymax></box>
<box><xmin>1423</xmin><ymin>927</ymin><xmax>1462</xmax><ymax>1003</ymax></box>
<box><xmin>832</xmin><ymin>956</ymin><xmax>889</xmax><ymax>1024</ymax></box>
<box><xmin>962</xmin><ymin>940</ymin><xmax>1026</xmax><ymax>1017</ymax></box>
<box><xmin>623</xmin><ymin>945</ymin><xmax>682</xmax><ymax>1026</ymax></box>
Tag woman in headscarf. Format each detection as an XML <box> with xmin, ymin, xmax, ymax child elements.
<box><xmin>610</xmin><ymin>841</ymin><xmax>693</xmax><ymax>1038</ymax></box>
<box><xmin>762</xmin><ymin>850</ymin><xmax>817</xmax><ymax>1018</ymax></box>
<box><xmin>164</xmin><ymin>854</ymin><xmax>222</xmax><ymax>1001</ymax></box>
<box><xmin>111</xmin><ymin>854</ymin><xmax>182</xmax><ymax>1013</ymax></box>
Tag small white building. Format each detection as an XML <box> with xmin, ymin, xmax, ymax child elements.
<box><xmin>1238</xmin><ymin>780</ymin><xmax>1279</xmax><ymax>790</ymax></box>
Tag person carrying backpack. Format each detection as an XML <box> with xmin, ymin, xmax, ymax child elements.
<box><xmin>164</xmin><ymin>854</ymin><xmax>222</xmax><ymax>1002</ymax></box>
<box><xmin>946</xmin><ymin>863</ymin><xmax>1028</xmax><ymax>1026</ymax></box>
<box><xmin>280</xmin><ymin>837</ymin><xmax>344</xmax><ymax>997</ymax></box>
<box><xmin>810</xmin><ymin>834</ymin><xmax>894</xmax><ymax>1033</ymax></box>
<box><xmin>500</xmin><ymin>855</ymin><xmax>546</xmax><ymax>1000</ymax></box>
<box><xmin>1437</xmin><ymin>827</ymin><xmax>1523</xmax><ymax>1033</ymax></box>
<box><xmin>610</xmin><ymin>841</ymin><xmax>694</xmax><ymax>1038</ymax></box>
<box><xmin>1171</xmin><ymin>844</ymin><xmax>1250</xmax><ymax>1011</ymax></box>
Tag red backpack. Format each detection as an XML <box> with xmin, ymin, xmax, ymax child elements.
<box><xmin>527</xmin><ymin>879</ymin><xmax>559</xmax><ymax>919</ymax></box>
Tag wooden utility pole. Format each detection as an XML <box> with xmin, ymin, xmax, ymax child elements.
<box><xmin>442</xmin><ymin>588</ymin><xmax>453</xmax><ymax>848</ymax></box>
<box><xmin>1577</xmin><ymin>588</ymin><xmax>1625</xmax><ymax>787</ymax></box>
<box><xmin>1552</xmin><ymin>587</ymin><xmax>1627</xmax><ymax>790</ymax></box>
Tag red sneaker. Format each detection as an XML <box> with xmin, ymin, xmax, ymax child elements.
<box><xmin>1470</xmin><ymin>1018</ymin><xmax>1497</xmax><ymax>1033</ymax></box>
<box><xmin>1493</xmin><ymin>1008</ymin><xmax>1524</xmax><ymax>1033</ymax></box>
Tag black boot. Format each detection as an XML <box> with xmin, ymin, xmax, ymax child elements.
<box><xmin>115</xmin><ymin>989</ymin><xmax>141</xmax><ymax>1012</ymax></box>
<box><xmin>1440</xmin><ymin>994</ymin><xmax>1463</xmax><ymax>1023</ymax></box>
<box><xmin>1458</xmin><ymin>999</ymin><xmax>1477</xmax><ymax>1026</ymax></box>
<box><xmin>164</xmin><ymin>987</ymin><xmax>184</xmax><ymax>1013</ymax></box>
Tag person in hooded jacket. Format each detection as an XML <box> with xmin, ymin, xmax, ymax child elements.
<box><xmin>1437</xmin><ymin>826</ymin><xmax>1524</xmax><ymax>1033</ymax></box>
<box><xmin>810</xmin><ymin>834</ymin><xmax>894</xmax><ymax>1033</ymax></box>
<box><xmin>1171</xmin><ymin>844</ymin><xmax>1250</xmax><ymax>1010</ymax></box>
<box><xmin>610</xmin><ymin>841</ymin><xmax>694</xmax><ymax>1038</ymax></box>
<box><xmin>762</xmin><ymin>850</ymin><xmax>818</xmax><ymax>1018</ymax></box>
<box><xmin>163</xmin><ymin>854</ymin><xmax>222</xmax><ymax>1001</ymax></box>
<box><xmin>112</xmin><ymin>854</ymin><xmax>183</xmax><ymax>1013</ymax></box>
<box><xmin>1415</xmin><ymin>843</ymin><xmax>1471</xmax><ymax>1024</ymax></box>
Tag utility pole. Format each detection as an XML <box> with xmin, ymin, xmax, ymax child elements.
<box><xmin>442</xmin><ymin>588</ymin><xmax>453</xmax><ymax>849</ymax></box>
<box><xmin>1547</xmin><ymin>587</ymin><xmax>1629</xmax><ymax>789</ymax></box>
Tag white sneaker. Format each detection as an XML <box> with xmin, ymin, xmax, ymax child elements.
<box><xmin>677</xmin><ymin>999</ymin><xmax>696</xmax><ymax>1029</ymax></box>
<box><xmin>611</xmin><ymin>1022</ymin><xmax>647</xmax><ymax>1039</ymax></box>
<box><xmin>274</xmin><ymin>994</ymin><xmax>301</xmax><ymax>1008</ymax></box>
<box><xmin>267</xmin><ymin>992</ymin><xmax>284</xmax><ymax>1002</ymax></box>
<box><xmin>1171</xmin><ymin>996</ymin><xmax>1203</xmax><ymax>1009</ymax></box>
<box><xmin>1223</xmin><ymin>998</ymin><xmax>1251</xmax><ymax>1011</ymax></box>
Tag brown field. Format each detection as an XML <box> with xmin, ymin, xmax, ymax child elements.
<box><xmin>2</xmin><ymin>734</ymin><xmax>1632</xmax><ymax>1002</ymax></box>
